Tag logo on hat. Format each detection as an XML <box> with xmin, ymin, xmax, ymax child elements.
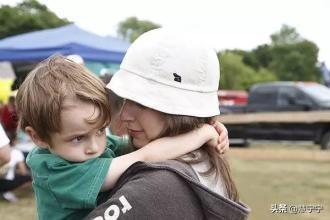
<box><xmin>173</xmin><ymin>73</ymin><xmax>181</xmax><ymax>83</ymax></box>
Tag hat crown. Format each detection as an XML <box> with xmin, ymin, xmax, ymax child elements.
<box><xmin>120</xmin><ymin>28</ymin><xmax>220</xmax><ymax>92</ymax></box>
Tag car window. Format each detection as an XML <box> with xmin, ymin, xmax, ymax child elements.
<box><xmin>250</xmin><ymin>86</ymin><xmax>277</xmax><ymax>106</ymax></box>
<box><xmin>278</xmin><ymin>86</ymin><xmax>311</xmax><ymax>106</ymax></box>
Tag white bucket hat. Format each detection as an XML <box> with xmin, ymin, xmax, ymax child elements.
<box><xmin>107</xmin><ymin>28</ymin><xmax>220</xmax><ymax>117</ymax></box>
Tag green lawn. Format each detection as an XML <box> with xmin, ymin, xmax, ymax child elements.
<box><xmin>0</xmin><ymin>188</ymin><xmax>36</xmax><ymax>220</ymax></box>
<box><xmin>230</xmin><ymin>142</ymin><xmax>330</xmax><ymax>220</ymax></box>
<box><xmin>1</xmin><ymin>142</ymin><xmax>329</xmax><ymax>220</ymax></box>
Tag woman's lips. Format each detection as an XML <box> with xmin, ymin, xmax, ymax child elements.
<box><xmin>128</xmin><ymin>129</ymin><xmax>143</xmax><ymax>136</ymax></box>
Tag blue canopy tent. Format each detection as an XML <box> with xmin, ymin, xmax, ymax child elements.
<box><xmin>0</xmin><ymin>24</ymin><xmax>130</xmax><ymax>89</ymax></box>
<box><xmin>0</xmin><ymin>24</ymin><xmax>130</xmax><ymax>64</ymax></box>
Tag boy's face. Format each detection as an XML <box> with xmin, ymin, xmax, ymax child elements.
<box><xmin>48</xmin><ymin>97</ymin><xmax>107</xmax><ymax>162</ymax></box>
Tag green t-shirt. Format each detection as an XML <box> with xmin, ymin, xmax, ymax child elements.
<box><xmin>26</xmin><ymin>135</ymin><xmax>128</xmax><ymax>220</ymax></box>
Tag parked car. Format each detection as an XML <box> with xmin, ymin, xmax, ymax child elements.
<box><xmin>218</xmin><ymin>90</ymin><xmax>248</xmax><ymax>106</ymax></box>
<box><xmin>220</xmin><ymin>81</ymin><xmax>330</xmax><ymax>150</ymax></box>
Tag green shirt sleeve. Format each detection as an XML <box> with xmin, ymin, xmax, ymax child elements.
<box><xmin>47</xmin><ymin>156</ymin><xmax>111</xmax><ymax>209</ymax></box>
<box><xmin>106</xmin><ymin>134</ymin><xmax>131</xmax><ymax>156</ymax></box>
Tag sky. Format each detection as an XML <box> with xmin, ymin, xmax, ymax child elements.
<box><xmin>1</xmin><ymin>0</ymin><xmax>330</xmax><ymax>65</ymax></box>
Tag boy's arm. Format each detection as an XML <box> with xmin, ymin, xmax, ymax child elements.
<box><xmin>101</xmin><ymin>124</ymin><xmax>217</xmax><ymax>191</ymax></box>
<box><xmin>106</xmin><ymin>134</ymin><xmax>135</xmax><ymax>156</ymax></box>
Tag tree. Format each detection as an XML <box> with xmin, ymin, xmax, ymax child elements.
<box><xmin>238</xmin><ymin>25</ymin><xmax>320</xmax><ymax>82</ymax></box>
<box><xmin>117</xmin><ymin>17</ymin><xmax>160</xmax><ymax>43</ymax></box>
<box><xmin>270</xmin><ymin>24</ymin><xmax>302</xmax><ymax>45</ymax></box>
<box><xmin>218</xmin><ymin>52</ymin><xmax>277</xmax><ymax>90</ymax></box>
<box><xmin>250</xmin><ymin>45</ymin><xmax>273</xmax><ymax>69</ymax></box>
<box><xmin>0</xmin><ymin>0</ymin><xmax>70</xmax><ymax>39</ymax></box>
<box><xmin>269</xmin><ymin>40</ymin><xmax>320</xmax><ymax>81</ymax></box>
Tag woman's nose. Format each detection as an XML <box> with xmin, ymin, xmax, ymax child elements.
<box><xmin>120</xmin><ymin>100</ymin><xmax>135</xmax><ymax>122</ymax></box>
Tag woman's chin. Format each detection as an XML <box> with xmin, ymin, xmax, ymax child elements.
<box><xmin>132</xmin><ymin>139</ymin><xmax>146</xmax><ymax>149</ymax></box>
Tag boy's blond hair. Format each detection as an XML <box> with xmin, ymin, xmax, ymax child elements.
<box><xmin>16</xmin><ymin>55</ymin><xmax>111</xmax><ymax>143</ymax></box>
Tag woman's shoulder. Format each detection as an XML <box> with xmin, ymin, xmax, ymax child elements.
<box><xmin>87</xmin><ymin>161</ymin><xmax>250</xmax><ymax>220</ymax></box>
<box><xmin>89</xmin><ymin>161</ymin><xmax>205</xmax><ymax>220</ymax></box>
<box><xmin>107</xmin><ymin>160</ymin><xmax>199</xmax><ymax>191</ymax></box>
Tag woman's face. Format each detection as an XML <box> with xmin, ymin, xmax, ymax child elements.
<box><xmin>120</xmin><ymin>100</ymin><xmax>166</xmax><ymax>148</ymax></box>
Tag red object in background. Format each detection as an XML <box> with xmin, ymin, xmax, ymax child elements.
<box><xmin>1</xmin><ymin>104</ymin><xmax>17</xmax><ymax>131</ymax></box>
<box><xmin>218</xmin><ymin>90</ymin><xmax>248</xmax><ymax>106</ymax></box>
<box><xmin>1</xmin><ymin>99</ymin><xmax>18</xmax><ymax>145</ymax></box>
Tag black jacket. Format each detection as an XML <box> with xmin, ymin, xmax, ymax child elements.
<box><xmin>86</xmin><ymin>160</ymin><xmax>250</xmax><ymax>220</ymax></box>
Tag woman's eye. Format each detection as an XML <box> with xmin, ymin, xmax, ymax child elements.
<box><xmin>72</xmin><ymin>136</ymin><xmax>84</xmax><ymax>143</ymax></box>
<box><xmin>134</xmin><ymin>102</ymin><xmax>145</xmax><ymax>109</ymax></box>
<box><xmin>125</xmin><ymin>99</ymin><xmax>145</xmax><ymax>109</ymax></box>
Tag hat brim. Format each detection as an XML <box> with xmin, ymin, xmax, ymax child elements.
<box><xmin>107</xmin><ymin>69</ymin><xmax>220</xmax><ymax>117</ymax></box>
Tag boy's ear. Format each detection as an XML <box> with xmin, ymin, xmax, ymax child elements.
<box><xmin>25</xmin><ymin>126</ymin><xmax>50</xmax><ymax>149</ymax></box>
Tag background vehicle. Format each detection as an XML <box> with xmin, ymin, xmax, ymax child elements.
<box><xmin>220</xmin><ymin>82</ymin><xmax>330</xmax><ymax>150</ymax></box>
<box><xmin>218</xmin><ymin>90</ymin><xmax>248</xmax><ymax>106</ymax></box>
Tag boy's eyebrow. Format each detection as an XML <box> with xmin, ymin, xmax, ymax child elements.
<box><xmin>63</xmin><ymin>131</ymin><xmax>89</xmax><ymax>140</ymax></box>
<box><xmin>63</xmin><ymin>123</ymin><xmax>107</xmax><ymax>140</ymax></box>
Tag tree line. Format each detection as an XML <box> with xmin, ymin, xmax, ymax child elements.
<box><xmin>0</xmin><ymin>0</ymin><xmax>321</xmax><ymax>90</ymax></box>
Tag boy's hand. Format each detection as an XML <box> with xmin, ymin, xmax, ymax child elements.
<box><xmin>203</xmin><ymin>124</ymin><xmax>219</xmax><ymax>150</ymax></box>
<box><xmin>209</xmin><ymin>120</ymin><xmax>229</xmax><ymax>155</ymax></box>
<box><xmin>203</xmin><ymin>124</ymin><xmax>228</xmax><ymax>155</ymax></box>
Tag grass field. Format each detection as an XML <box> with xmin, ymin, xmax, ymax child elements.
<box><xmin>1</xmin><ymin>141</ymin><xmax>329</xmax><ymax>220</ymax></box>
<box><xmin>229</xmin><ymin>141</ymin><xmax>330</xmax><ymax>220</ymax></box>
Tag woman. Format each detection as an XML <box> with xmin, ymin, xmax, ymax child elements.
<box><xmin>87</xmin><ymin>28</ymin><xmax>250</xmax><ymax>220</ymax></box>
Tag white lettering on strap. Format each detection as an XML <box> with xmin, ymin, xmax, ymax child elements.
<box><xmin>119</xmin><ymin>195</ymin><xmax>132</xmax><ymax>213</ymax></box>
<box><xmin>93</xmin><ymin>195</ymin><xmax>132</xmax><ymax>220</ymax></box>
<box><xmin>104</xmin><ymin>205</ymin><xmax>120</xmax><ymax>220</ymax></box>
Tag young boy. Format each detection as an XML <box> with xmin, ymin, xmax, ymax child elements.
<box><xmin>16</xmin><ymin>55</ymin><xmax>225</xmax><ymax>220</ymax></box>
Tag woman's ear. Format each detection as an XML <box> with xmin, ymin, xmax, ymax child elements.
<box><xmin>25</xmin><ymin>126</ymin><xmax>50</xmax><ymax>149</ymax></box>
